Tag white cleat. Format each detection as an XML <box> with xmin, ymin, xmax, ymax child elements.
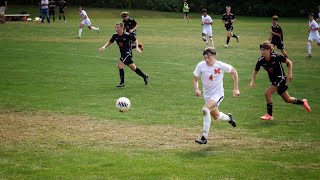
<box><xmin>76</xmin><ymin>35</ymin><xmax>81</xmax><ymax>39</ymax></box>
<box><xmin>97</xmin><ymin>28</ymin><xmax>100</xmax><ymax>33</ymax></box>
<box><xmin>223</xmin><ymin>44</ymin><xmax>228</xmax><ymax>48</ymax></box>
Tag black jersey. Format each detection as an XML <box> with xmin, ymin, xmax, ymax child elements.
<box><xmin>222</xmin><ymin>13</ymin><xmax>235</xmax><ymax>27</ymax></box>
<box><xmin>49</xmin><ymin>1</ymin><xmax>56</xmax><ymax>11</ymax></box>
<box><xmin>58</xmin><ymin>0</ymin><xmax>66</xmax><ymax>10</ymax></box>
<box><xmin>255</xmin><ymin>52</ymin><xmax>287</xmax><ymax>83</ymax></box>
<box><xmin>110</xmin><ymin>32</ymin><xmax>136</xmax><ymax>56</ymax></box>
<box><xmin>123</xmin><ymin>18</ymin><xmax>137</xmax><ymax>33</ymax></box>
<box><xmin>271</xmin><ymin>25</ymin><xmax>283</xmax><ymax>42</ymax></box>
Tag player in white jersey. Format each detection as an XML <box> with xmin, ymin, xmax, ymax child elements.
<box><xmin>307</xmin><ymin>13</ymin><xmax>320</xmax><ymax>58</ymax></box>
<box><xmin>76</xmin><ymin>6</ymin><xmax>100</xmax><ymax>38</ymax></box>
<box><xmin>193</xmin><ymin>47</ymin><xmax>240</xmax><ymax>144</ymax></box>
<box><xmin>201</xmin><ymin>9</ymin><xmax>214</xmax><ymax>48</ymax></box>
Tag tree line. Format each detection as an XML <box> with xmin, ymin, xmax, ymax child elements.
<box><xmin>13</xmin><ymin>0</ymin><xmax>320</xmax><ymax>17</ymax></box>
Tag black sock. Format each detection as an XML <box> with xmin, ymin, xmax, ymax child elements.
<box><xmin>227</xmin><ymin>37</ymin><xmax>230</xmax><ymax>44</ymax></box>
<box><xmin>267</xmin><ymin>103</ymin><xmax>273</xmax><ymax>116</ymax></box>
<box><xmin>119</xmin><ymin>69</ymin><xmax>124</xmax><ymax>83</ymax></box>
<box><xmin>59</xmin><ymin>15</ymin><xmax>61</xmax><ymax>20</ymax></box>
<box><xmin>232</xmin><ymin>34</ymin><xmax>238</xmax><ymax>38</ymax></box>
<box><xmin>293</xmin><ymin>99</ymin><xmax>304</xmax><ymax>105</ymax></box>
<box><xmin>135</xmin><ymin>68</ymin><xmax>145</xmax><ymax>78</ymax></box>
<box><xmin>63</xmin><ymin>15</ymin><xmax>65</xmax><ymax>21</ymax></box>
<box><xmin>53</xmin><ymin>16</ymin><xmax>55</xmax><ymax>22</ymax></box>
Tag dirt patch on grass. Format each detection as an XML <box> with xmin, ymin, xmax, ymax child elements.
<box><xmin>0</xmin><ymin>110</ymin><xmax>319</xmax><ymax>152</ymax></box>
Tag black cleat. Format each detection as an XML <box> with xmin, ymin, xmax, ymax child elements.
<box><xmin>195</xmin><ymin>136</ymin><xmax>207</xmax><ymax>144</ymax></box>
<box><xmin>144</xmin><ymin>74</ymin><xmax>149</xmax><ymax>85</ymax></box>
<box><xmin>228</xmin><ymin>113</ymin><xmax>236</xmax><ymax>127</ymax></box>
<box><xmin>116</xmin><ymin>83</ymin><xmax>125</xmax><ymax>88</ymax></box>
<box><xmin>306</xmin><ymin>54</ymin><xmax>312</xmax><ymax>58</ymax></box>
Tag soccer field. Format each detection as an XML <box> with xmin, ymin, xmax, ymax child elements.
<box><xmin>0</xmin><ymin>6</ymin><xmax>320</xmax><ymax>179</ymax></box>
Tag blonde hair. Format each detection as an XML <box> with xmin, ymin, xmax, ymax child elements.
<box><xmin>116</xmin><ymin>22</ymin><xmax>124</xmax><ymax>27</ymax></box>
<box><xmin>226</xmin><ymin>6</ymin><xmax>231</xmax><ymax>10</ymax></box>
<box><xmin>120</xmin><ymin>11</ymin><xmax>129</xmax><ymax>17</ymax></box>
<box><xmin>272</xmin><ymin>15</ymin><xmax>278</xmax><ymax>21</ymax></box>
<box><xmin>259</xmin><ymin>41</ymin><xmax>273</xmax><ymax>50</ymax></box>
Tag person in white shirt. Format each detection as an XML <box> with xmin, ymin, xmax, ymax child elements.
<box><xmin>201</xmin><ymin>9</ymin><xmax>214</xmax><ymax>48</ymax></box>
<box><xmin>40</xmin><ymin>0</ymin><xmax>50</xmax><ymax>23</ymax></box>
<box><xmin>307</xmin><ymin>13</ymin><xmax>320</xmax><ymax>58</ymax></box>
<box><xmin>193</xmin><ymin>47</ymin><xmax>240</xmax><ymax>144</ymax></box>
<box><xmin>76</xmin><ymin>6</ymin><xmax>100</xmax><ymax>38</ymax></box>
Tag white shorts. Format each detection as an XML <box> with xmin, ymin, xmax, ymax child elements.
<box><xmin>81</xmin><ymin>18</ymin><xmax>91</xmax><ymax>26</ymax></box>
<box><xmin>204</xmin><ymin>94</ymin><xmax>224</xmax><ymax>107</ymax></box>
<box><xmin>308</xmin><ymin>36</ymin><xmax>320</xmax><ymax>43</ymax></box>
<box><xmin>202</xmin><ymin>28</ymin><xmax>213</xmax><ymax>37</ymax></box>
<box><xmin>0</xmin><ymin>6</ymin><xmax>5</xmax><ymax>15</ymax></box>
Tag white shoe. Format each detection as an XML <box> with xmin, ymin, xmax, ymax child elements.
<box><xmin>223</xmin><ymin>44</ymin><xmax>228</xmax><ymax>48</ymax></box>
<box><xmin>97</xmin><ymin>27</ymin><xmax>100</xmax><ymax>33</ymax></box>
<box><xmin>76</xmin><ymin>35</ymin><xmax>81</xmax><ymax>39</ymax></box>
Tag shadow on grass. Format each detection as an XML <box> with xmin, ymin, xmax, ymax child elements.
<box><xmin>179</xmin><ymin>146</ymin><xmax>217</xmax><ymax>159</ymax></box>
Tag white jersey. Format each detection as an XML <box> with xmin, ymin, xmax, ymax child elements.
<box><xmin>194</xmin><ymin>60</ymin><xmax>232</xmax><ymax>99</ymax></box>
<box><xmin>80</xmin><ymin>10</ymin><xmax>89</xmax><ymax>20</ymax></box>
<box><xmin>202</xmin><ymin>15</ymin><xmax>212</xmax><ymax>29</ymax></box>
<box><xmin>40</xmin><ymin>0</ymin><xmax>49</xmax><ymax>9</ymax></box>
<box><xmin>308</xmin><ymin>19</ymin><xmax>320</xmax><ymax>40</ymax></box>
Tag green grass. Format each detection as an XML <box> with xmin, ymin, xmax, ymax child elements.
<box><xmin>1</xmin><ymin>6</ymin><xmax>320</xmax><ymax>179</ymax></box>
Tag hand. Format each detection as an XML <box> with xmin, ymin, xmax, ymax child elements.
<box><xmin>129</xmin><ymin>29</ymin><xmax>134</xmax><ymax>33</ymax></box>
<box><xmin>99</xmin><ymin>46</ymin><xmax>105</xmax><ymax>52</ymax></box>
<box><xmin>136</xmin><ymin>48</ymin><xmax>141</xmax><ymax>53</ymax></box>
<box><xmin>249</xmin><ymin>82</ymin><xmax>255</xmax><ymax>89</ymax></box>
<box><xmin>307</xmin><ymin>28</ymin><xmax>311</xmax><ymax>32</ymax></box>
<box><xmin>287</xmin><ymin>74</ymin><xmax>292</xmax><ymax>82</ymax></box>
<box><xmin>233</xmin><ymin>89</ymin><xmax>240</xmax><ymax>97</ymax></box>
<box><xmin>195</xmin><ymin>89</ymin><xmax>201</xmax><ymax>97</ymax></box>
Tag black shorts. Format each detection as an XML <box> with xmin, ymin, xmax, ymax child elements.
<box><xmin>49</xmin><ymin>10</ymin><xmax>55</xmax><ymax>16</ymax></box>
<box><xmin>59</xmin><ymin>9</ymin><xmax>64</xmax><ymax>13</ymax></box>
<box><xmin>120</xmin><ymin>55</ymin><xmax>133</xmax><ymax>66</ymax></box>
<box><xmin>184</xmin><ymin>12</ymin><xmax>188</xmax><ymax>16</ymax></box>
<box><xmin>225</xmin><ymin>25</ymin><xmax>234</xmax><ymax>32</ymax></box>
<box><xmin>271</xmin><ymin>40</ymin><xmax>284</xmax><ymax>50</ymax></box>
<box><xmin>271</xmin><ymin>78</ymin><xmax>288</xmax><ymax>95</ymax></box>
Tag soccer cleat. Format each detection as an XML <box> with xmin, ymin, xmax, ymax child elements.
<box><xmin>306</xmin><ymin>54</ymin><xmax>312</xmax><ymax>58</ymax></box>
<box><xmin>138</xmin><ymin>43</ymin><xmax>144</xmax><ymax>51</ymax></box>
<box><xmin>260</xmin><ymin>114</ymin><xmax>273</xmax><ymax>120</ymax></box>
<box><xmin>302</xmin><ymin>99</ymin><xmax>311</xmax><ymax>112</ymax></box>
<box><xmin>116</xmin><ymin>83</ymin><xmax>125</xmax><ymax>88</ymax></box>
<box><xmin>236</xmin><ymin>36</ymin><xmax>240</xmax><ymax>42</ymax></box>
<box><xmin>228</xmin><ymin>113</ymin><xmax>236</xmax><ymax>127</ymax></box>
<box><xmin>76</xmin><ymin>35</ymin><xmax>81</xmax><ymax>39</ymax></box>
<box><xmin>144</xmin><ymin>74</ymin><xmax>149</xmax><ymax>85</ymax></box>
<box><xmin>97</xmin><ymin>27</ymin><xmax>100</xmax><ymax>33</ymax></box>
<box><xmin>223</xmin><ymin>44</ymin><xmax>228</xmax><ymax>48</ymax></box>
<box><xmin>195</xmin><ymin>136</ymin><xmax>207</xmax><ymax>144</ymax></box>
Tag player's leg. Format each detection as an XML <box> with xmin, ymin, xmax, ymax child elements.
<box><xmin>202</xmin><ymin>32</ymin><xmax>208</xmax><ymax>47</ymax></box>
<box><xmin>224</xmin><ymin>28</ymin><xmax>231</xmax><ymax>47</ymax></box>
<box><xmin>307</xmin><ymin>39</ymin><xmax>312</xmax><ymax>58</ymax></box>
<box><xmin>279</xmin><ymin>90</ymin><xmax>311</xmax><ymax>113</ymax></box>
<box><xmin>117</xmin><ymin>59</ymin><xmax>125</xmax><ymax>87</ymax></box>
<box><xmin>128</xmin><ymin>61</ymin><xmax>148</xmax><ymax>85</ymax></box>
<box><xmin>63</xmin><ymin>12</ymin><xmax>66</xmax><ymax>22</ymax></box>
<box><xmin>88</xmin><ymin>24</ymin><xmax>100</xmax><ymax>32</ymax></box>
<box><xmin>208</xmin><ymin>28</ymin><xmax>214</xmax><ymax>48</ymax></box>
<box><xmin>77</xmin><ymin>23</ymin><xmax>85</xmax><ymax>38</ymax></box>
<box><xmin>230</xmin><ymin>26</ymin><xmax>239</xmax><ymax>42</ymax></box>
<box><xmin>45</xmin><ymin>9</ymin><xmax>50</xmax><ymax>23</ymax></box>
<box><xmin>260</xmin><ymin>85</ymin><xmax>278</xmax><ymax>120</ymax></box>
<box><xmin>52</xmin><ymin>10</ymin><xmax>55</xmax><ymax>22</ymax></box>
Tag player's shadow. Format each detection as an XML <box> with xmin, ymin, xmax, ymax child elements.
<box><xmin>180</xmin><ymin>146</ymin><xmax>217</xmax><ymax>159</ymax></box>
<box><xmin>257</xmin><ymin>120</ymin><xmax>278</xmax><ymax>127</ymax></box>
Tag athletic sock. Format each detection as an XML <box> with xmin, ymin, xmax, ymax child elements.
<box><xmin>78</xmin><ymin>28</ymin><xmax>82</xmax><ymax>37</ymax></box>
<box><xmin>119</xmin><ymin>69</ymin><xmax>125</xmax><ymax>83</ymax></box>
<box><xmin>307</xmin><ymin>42</ymin><xmax>312</xmax><ymax>55</ymax></box>
<box><xmin>63</xmin><ymin>15</ymin><xmax>65</xmax><ymax>21</ymax></box>
<box><xmin>91</xmin><ymin>26</ymin><xmax>98</xmax><ymax>31</ymax></box>
<box><xmin>218</xmin><ymin>112</ymin><xmax>230</xmax><ymax>121</ymax></box>
<box><xmin>267</xmin><ymin>103</ymin><xmax>273</xmax><ymax>116</ymax></box>
<box><xmin>135</xmin><ymin>68</ymin><xmax>146</xmax><ymax>78</ymax></box>
<box><xmin>59</xmin><ymin>15</ymin><xmax>61</xmax><ymax>21</ymax></box>
<box><xmin>232</xmin><ymin>34</ymin><xmax>238</xmax><ymax>38</ymax></box>
<box><xmin>226</xmin><ymin>37</ymin><xmax>230</xmax><ymax>44</ymax></box>
<box><xmin>202</xmin><ymin>107</ymin><xmax>211</xmax><ymax>139</ymax></box>
<box><xmin>293</xmin><ymin>99</ymin><xmax>304</xmax><ymax>105</ymax></box>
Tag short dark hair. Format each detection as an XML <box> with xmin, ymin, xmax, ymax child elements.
<box><xmin>203</xmin><ymin>47</ymin><xmax>216</xmax><ymax>56</ymax></box>
<box><xmin>309</xmin><ymin>13</ymin><xmax>314</xmax><ymax>17</ymax></box>
<box><xmin>202</xmin><ymin>9</ymin><xmax>207</xmax><ymax>13</ymax></box>
<box><xmin>116</xmin><ymin>22</ymin><xmax>124</xmax><ymax>27</ymax></box>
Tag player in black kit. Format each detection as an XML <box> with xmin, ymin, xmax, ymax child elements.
<box><xmin>270</xmin><ymin>15</ymin><xmax>288</xmax><ymax>57</ymax></box>
<box><xmin>221</xmin><ymin>6</ymin><xmax>239</xmax><ymax>48</ymax></box>
<box><xmin>58</xmin><ymin>0</ymin><xmax>66</xmax><ymax>22</ymax></box>
<box><xmin>48</xmin><ymin>0</ymin><xmax>56</xmax><ymax>22</ymax></box>
<box><xmin>120</xmin><ymin>11</ymin><xmax>143</xmax><ymax>50</ymax></box>
<box><xmin>249</xmin><ymin>41</ymin><xmax>311</xmax><ymax>120</ymax></box>
<box><xmin>99</xmin><ymin>22</ymin><xmax>148</xmax><ymax>88</ymax></box>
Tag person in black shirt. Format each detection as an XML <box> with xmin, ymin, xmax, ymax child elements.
<box><xmin>58</xmin><ymin>0</ymin><xmax>66</xmax><ymax>22</ymax></box>
<box><xmin>99</xmin><ymin>22</ymin><xmax>148</xmax><ymax>87</ymax></box>
<box><xmin>49</xmin><ymin>0</ymin><xmax>56</xmax><ymax>22</ymax></box>
<box><xmin>221</xmin><ymin>6</ymin><xmax>239</xmax><ymax>48</ymax></box>
<box><xmin>249</xmin><ymin>41</ymin><xmax>311</xmax><ymax>120</ymax></box>
<box><xmin>270</xmin><ymin>15</ymin><xmax>288</xmax><ymax>57</ymax></box>
<box><xmin>120</xmin><ymin>11</ymin><xmax>143</xmax><ymax>50</ymax></box>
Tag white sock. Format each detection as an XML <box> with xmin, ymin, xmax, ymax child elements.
<box><xmin>209</xmin><ymin>38</ymin><xmax>214</xmax><ymax>48</ymax></box>
<box><xmin>218</xmin><ymin>112</ymin><xmax>230</xmax><ymax>121</ymax></box>
<box><xmin>307</xmin><ymin>42</ymin><xmax>312</xmax><ymax>55</ymax></box>
<box><xmin>91</xmin><ymin>26</ymin><xmax>98</xmax><ymax>31</ymax></box>
<box><xmin>202</xmin><ymin>107</ymin><xmax>211</xmax><ymax>139</ymax></box>
<box><xmin>78</xmin><ymin>28</ymin><xmax>82</xmax><ymax>36</ymax></box>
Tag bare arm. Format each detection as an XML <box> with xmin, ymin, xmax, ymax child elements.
<box><xmin>99</xmin><ymin>41</ymin><xmax>113</xmax><ymax>52</ymax></box>
<box><xmin>135</xmin><ymin>39</ymin><xmax>141</xmax><ymax>53</ymax></box>
<box><xmin>230</xmin><ymin>68</ymin><xmax>240</xmax><ymax>97</ymax></box>
<box><xmin>130</xmin><ymin>24</ymin><xmax>138</xmax><ymax>33</ymax></box>
<box><xmin>285</xmin><ymin>58</ymin><xmax>292</xmax><ymax>82</ymax></box>
<box><xmin>249</xmin><ymin>70</ymin><xmax>258</xmax><ymax>89</ymax></box>
<box><xmin>193</xmin><ymin>76</ymin><xmax>201</xmax><ymax>97</ymax></box>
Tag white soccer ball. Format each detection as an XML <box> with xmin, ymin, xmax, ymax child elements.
<box><xmin>116</xmin><ymin>97</ymin><xmax>131</xmax><ymax>112</ymax></box>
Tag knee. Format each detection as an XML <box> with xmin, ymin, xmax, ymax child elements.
<box><xmin>202</xmin><ymin>107</ymin><xmax>210</xmax><ymax>115</ymax></box>
<box><xmin>202</xmin><ymin>34</ymin><xmax>206</xmax><ymax>41</ymax></box>
<box><xmin>212</xmin><ymin>113</ymin><xmax>219</xmax><ymax>120</ymax></box>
